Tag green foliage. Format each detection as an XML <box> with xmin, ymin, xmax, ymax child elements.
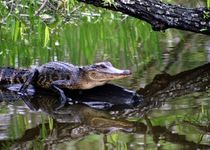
<box><xmin>12</xmin><ymin>20</ymin><xmax>20</xmax><ymax>42</ymax></box>
<box><xmin>208</xmin><ymin>0</ymin><xmax>210</xmax><ymax>9</ymax></box>
<box><xmin>0</xmin><ymin>0</ymin><xmax>160</xmax><ymax>69</ymax></box>
<box><xmin>44</xmin><ymin>25</ymin><xmax>50</xmax><ymax>47</ymax></box>
<box><xmin>103</xmin><ymin>0</ymin><xmax>115</xmax><ymax>5</ymax></box>
<box><xmin>203</xmin><ymin>11</ymin><xmax>210</xmax><ymax>19</ymax></box>
<box><xmin>60</xmin><ymin>17</ymin><xmax>159</xmax><ymax>66</ymax></box>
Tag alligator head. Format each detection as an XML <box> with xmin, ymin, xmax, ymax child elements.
<box><xmin>80</xmin><ymin>62</ymin><xmax>131</xmax><ymax>89</ymax></box>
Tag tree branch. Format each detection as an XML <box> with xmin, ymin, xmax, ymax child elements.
<box><xmin>78</xmin><ymin>0</ymin><xmax>210</xmax><ymax>35</ymax></box>
<box><xmin>35</xmin><ymin>0</ymin><xmax>48</xmax><ymax>16</ymax></box>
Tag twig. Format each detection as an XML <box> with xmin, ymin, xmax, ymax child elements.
<box><xmin>35</xmin><ymin>0</ymin><xmax>48</xmax><ymax>16</ymax></box>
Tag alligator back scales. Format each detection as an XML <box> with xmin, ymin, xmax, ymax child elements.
<box><xmin>0</xmin><ymin>68</ymin><xmax>30</xmax><ymax>84</ymax></box>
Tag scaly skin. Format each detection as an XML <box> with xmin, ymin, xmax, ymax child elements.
<box><xmin>33</xmin><ymin>61</ymin><xmax>131</xmax><ymax>89</ymax></box>
<box><xmin>0</xmin><ymin>68</ymin><xmax>30</xmax><ymax>84</ymax></box>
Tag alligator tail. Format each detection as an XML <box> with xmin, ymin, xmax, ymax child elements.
<box><xmin>0</xmin><ymin>67</ymin><xmax>30</xmax><ymax>84</ymax></box>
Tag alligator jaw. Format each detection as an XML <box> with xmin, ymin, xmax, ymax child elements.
<box><xmin>87</xmin><ymin>62</ymin><xmax>132</xmax><ymax>82</ymax></box>
<box><xmin>98</xmin><ymin>69</ymin><xmax>132</xmax><ymax>81</ymax></box>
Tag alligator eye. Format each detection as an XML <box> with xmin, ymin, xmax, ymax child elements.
<box><xmin>91</xmin><ymin>65</ymin><xmax>97</xmax><ymax>69</ymax></box>
<box><xmin>100</xmin><ymin>64</ymin><xmax>107</xmax><ymax>68</ymax></box>
<box><xmin>90</xmin><ymin>72</ymin><xmax>97</xmax><ymax>78</ymax></box>
<box><xmin>106</xmin><ymin>61</ymin><xmax>112</xmax><ymax>66</ymax></box>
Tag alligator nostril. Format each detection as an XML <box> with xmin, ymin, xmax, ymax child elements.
<box><xmin>124</xmin><ymin>70</ymin><xmax>132</xmax><ymax>75</ymax></box>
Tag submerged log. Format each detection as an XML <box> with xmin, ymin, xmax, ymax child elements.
<box><xmin>78</xmin><ymin>0</ymin><xmax>210</xmax><ymax>35</ymax></box>
<box><xmin>138</xmin><ymin>63</ymin><xmax>210</xmax><ymax>101</ymax></box>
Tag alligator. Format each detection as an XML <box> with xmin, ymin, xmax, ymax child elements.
<box><xmin>0</xmin><ymin>61</ymin><xmax>131</xmax><ymax>108</ymax></box>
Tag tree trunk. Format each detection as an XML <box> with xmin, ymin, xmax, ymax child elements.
<box><xmin>78</xmin><ymin>0</ymin><xmax>210</xmax><ymax>35</ymax></box>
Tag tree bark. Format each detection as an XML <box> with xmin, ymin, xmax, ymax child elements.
<box><xmin>137</xmin><ymin>63</ymin><xmax>210</xmax><ymax>102</ymax></box>
<box><xmin>78</xmin><ymin>0</ymin><xmax>210</xmax><ymax>35</ymax></box>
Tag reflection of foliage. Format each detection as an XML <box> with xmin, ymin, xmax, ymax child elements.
<box><xmin>9</xmin><ymin>114</ymin><xmax>27</xmax><ymax>139</ymax></box>
<box><xmin>181</xmin><ymin>102</ymin><xmax>210</xmax><ymax>133</ymax></box>
<box><xmin>0</xmin><ymin>106</ymin><xmax>8</xmax><ymax>114</ymax></box>
<box><xmin>180</xmin><ymin>92</ymin><xmax>210</xmax><ymax>127</ymax></box>
<box><xmin>32</xmin><ymin>138</ymin><xmax>45</xmax><ymax>150</ymax></box>
<box><xmin>107</xmin><ymin>132</ymin><xmax>128</xmax><ymax>150</ymax></box>
<box><xmin>145</xmin><ymin>91</ymin><xmax>210</xmax><ymax>146</ymax></box>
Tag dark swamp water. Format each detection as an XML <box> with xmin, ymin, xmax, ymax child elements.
<box><xmin>1</xmin><ymin>1</ymin><xmax>210</xmax><ymax>149</ymax></box>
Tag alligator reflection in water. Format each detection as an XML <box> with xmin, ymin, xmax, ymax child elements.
<box><xmin>0</xmin><ymin>83</ymin><xmax>143</xmax><ymax>110</ymax></box>
<box><xmin>1</xmin><ymin>63</ymin><xmax>210</xmax><ymax>148</ymax></box>
<box><xmin>0</xmin><ymin>85</ymin><xmax>209</xmax><ymax>149</ymax></box>
<box><xmin>0</xmin><ymin>86</ymin><xmax>148</xmax><ymax>149</ymax></box>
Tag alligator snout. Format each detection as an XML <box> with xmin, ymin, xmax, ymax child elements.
<box><xmin>123</xmin><ymin>70</ymin><xmax>132</xmax><ymax>75</ymax></box>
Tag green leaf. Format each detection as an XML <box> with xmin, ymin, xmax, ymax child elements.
<box><xmin>44</xmin><ymin>26</ymin><xmax>50</xmax><ymax>47</ymax></box>
<box><xmin>12</xmin><ymin>20</ymin><xmax>20</xmax><ymax>42</ymax></box>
